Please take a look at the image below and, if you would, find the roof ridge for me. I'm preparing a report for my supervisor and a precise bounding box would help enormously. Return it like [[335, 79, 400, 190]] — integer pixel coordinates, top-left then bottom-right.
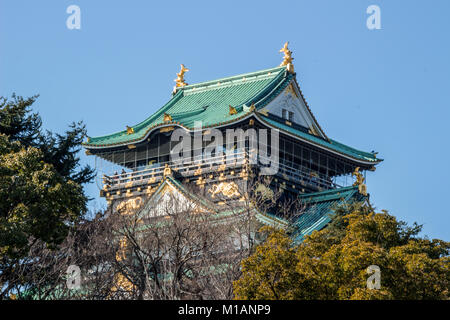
[[87, 90, 184, 143], [164, 176, 217, 211], [249, 72, 292, 109], [298, 185, 358, 199], [329, 139, 381, 160], [130, 90, 184, 133], [258, 115, 380, 163], [86, 67, 288, 146], [180, 66, 286, 92]]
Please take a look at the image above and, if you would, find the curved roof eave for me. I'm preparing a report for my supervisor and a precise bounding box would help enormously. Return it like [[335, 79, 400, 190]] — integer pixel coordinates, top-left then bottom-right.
[[82, 111, 255, 150], [84, 110, 381, 166], [253, 113, 381, 166], [83, 67, 290, 149]]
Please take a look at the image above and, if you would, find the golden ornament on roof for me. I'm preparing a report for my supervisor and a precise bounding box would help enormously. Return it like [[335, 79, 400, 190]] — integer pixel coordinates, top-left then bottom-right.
[[279, 42, 294, 73], [163, 163, 172, 177], [352, 167, 367, 196], [163, 113, 173, 122], [126, 126, 134, 135], [352, 167, 365, 185], [208, 182, 240, 199], [174, 64, 189, 88]]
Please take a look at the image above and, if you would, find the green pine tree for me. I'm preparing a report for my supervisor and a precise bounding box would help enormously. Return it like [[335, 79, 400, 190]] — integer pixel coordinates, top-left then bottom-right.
[[0, 94, 95, 298]]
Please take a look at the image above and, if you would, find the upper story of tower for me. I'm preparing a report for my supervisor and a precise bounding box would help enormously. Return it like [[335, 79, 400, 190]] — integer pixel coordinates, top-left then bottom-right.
[[83, 43, 382, 198]]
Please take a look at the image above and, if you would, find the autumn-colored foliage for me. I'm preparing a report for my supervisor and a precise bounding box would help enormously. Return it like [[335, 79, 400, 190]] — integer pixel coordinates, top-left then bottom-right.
[[233, 203, 450, 300]]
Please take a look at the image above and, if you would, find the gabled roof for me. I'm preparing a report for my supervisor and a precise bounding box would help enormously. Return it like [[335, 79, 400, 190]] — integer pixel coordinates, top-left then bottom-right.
[[83, 64, 381, 165], [253, 186, 364, 243], [123, 175, 364, 243], [257, 114, 380, 163], [139, 175, 291, 227], [84, 66, 292, 148], [293, 185, 363, 242], [142, 175, 218, 214]]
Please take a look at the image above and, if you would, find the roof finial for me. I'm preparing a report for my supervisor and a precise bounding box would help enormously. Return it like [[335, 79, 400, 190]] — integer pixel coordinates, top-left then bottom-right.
[[279, 42, 294, 73], [173, 64, 189, 93], [163, 113, 172, 122], [126, 126, 134, 135]]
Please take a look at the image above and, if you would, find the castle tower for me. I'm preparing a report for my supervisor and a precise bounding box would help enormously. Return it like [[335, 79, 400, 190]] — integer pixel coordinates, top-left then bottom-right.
[[83, 45, 381, 238]]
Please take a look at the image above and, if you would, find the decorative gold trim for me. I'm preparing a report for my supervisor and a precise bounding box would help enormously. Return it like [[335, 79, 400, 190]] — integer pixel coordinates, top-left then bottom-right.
[[174, 64, 189, 88], [258, 109, 268, 116], [285, 83, 299, 98], [279, 42, 294, 73], [160, 126, 174, 133], [163, 164, 172, 177], [126, 126, 134, 135], [196, 177, 205, 186], [146, 186, 154, 195], [163, 113, 173, 122], [352, 167, 367, 196], [229, 105, 237, 115], [125, 181, 133, 188], [208, 181, 240, 198], [127, 144, 136, 149]]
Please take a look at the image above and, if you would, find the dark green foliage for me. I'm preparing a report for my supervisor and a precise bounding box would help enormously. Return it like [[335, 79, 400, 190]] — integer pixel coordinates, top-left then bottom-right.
[[0, 94, 95, 298], [0, 94, 94, 185]]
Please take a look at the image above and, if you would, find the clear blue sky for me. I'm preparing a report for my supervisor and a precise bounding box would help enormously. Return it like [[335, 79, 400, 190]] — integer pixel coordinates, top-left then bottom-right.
[[1, 0, 449, 240]]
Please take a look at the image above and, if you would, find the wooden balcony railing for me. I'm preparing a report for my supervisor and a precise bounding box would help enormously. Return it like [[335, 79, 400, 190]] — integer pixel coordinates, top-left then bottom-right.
[[102, 151, 345, 192]]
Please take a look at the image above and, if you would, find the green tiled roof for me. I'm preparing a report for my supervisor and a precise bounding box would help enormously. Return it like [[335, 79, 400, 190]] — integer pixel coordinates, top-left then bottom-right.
[[258, 115, 380, 163], [293, 186, 363, 242], [85, 66, 291, 147], [84, 64, 380, 164]]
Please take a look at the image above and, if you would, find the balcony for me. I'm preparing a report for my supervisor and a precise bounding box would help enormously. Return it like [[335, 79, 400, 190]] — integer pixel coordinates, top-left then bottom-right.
[[101, 150, 350, 198]]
